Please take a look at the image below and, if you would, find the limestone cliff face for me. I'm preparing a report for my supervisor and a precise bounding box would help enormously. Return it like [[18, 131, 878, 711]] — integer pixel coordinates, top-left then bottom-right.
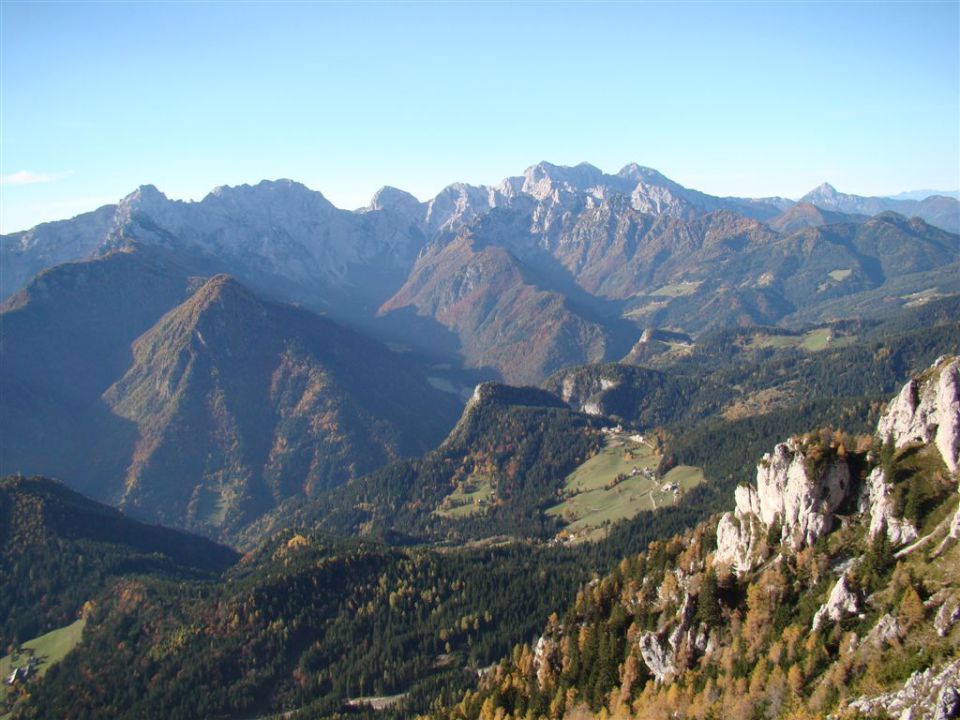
[[716, 438, 852, 573], [877, 356, 960, 473], [754, 439, 852, 547], [859, 467, 919, 546], [877, 356, 960, 539], [557, 371, 620, 416], [714, 487, 768, 575]]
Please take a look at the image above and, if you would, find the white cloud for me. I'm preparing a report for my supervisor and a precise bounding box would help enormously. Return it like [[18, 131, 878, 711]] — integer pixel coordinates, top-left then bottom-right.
[[0, 170, 73, 186]]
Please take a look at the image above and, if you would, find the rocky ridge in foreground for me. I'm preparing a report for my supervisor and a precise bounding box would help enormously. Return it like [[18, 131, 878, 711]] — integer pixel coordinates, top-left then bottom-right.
[[431, 356, 960, 719]]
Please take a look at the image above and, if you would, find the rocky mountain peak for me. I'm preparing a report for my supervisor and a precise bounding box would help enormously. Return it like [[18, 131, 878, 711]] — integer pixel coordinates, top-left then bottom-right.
[[520, 161, 606, 200], [368, 186, 422, 216], [187, 273, 255, 309], [119, 184, 170, 213], [205, 178, 335, 214], [617, 163, 672, 186], [804, 182, 839, 199]]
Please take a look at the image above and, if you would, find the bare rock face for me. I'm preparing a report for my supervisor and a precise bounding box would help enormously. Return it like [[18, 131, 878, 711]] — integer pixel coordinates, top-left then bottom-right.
[[877, 356, 960, 540], [755, 439, 852, 548], [935, 597, 960, 638], [715, 438, 852, 573], [851, 659, 960, 720], [935, 686, 960, 720], [715, 491, 767, 575], [812, 573, 860, 631], [877, 357, 960, 473], [638, 631, 678, 684], [533, 634, 560, 690], [866, 613, 903, 648], [557, 371, 620, 416], [859, 467, 919, 546], [637, 592, 699, 684]]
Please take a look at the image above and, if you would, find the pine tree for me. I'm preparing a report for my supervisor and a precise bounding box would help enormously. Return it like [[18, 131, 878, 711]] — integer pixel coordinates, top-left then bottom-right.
[[697, 568, 722, 627]]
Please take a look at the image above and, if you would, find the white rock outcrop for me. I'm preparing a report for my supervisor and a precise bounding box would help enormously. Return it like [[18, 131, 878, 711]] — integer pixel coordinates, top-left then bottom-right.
[[637, 592, 700, 683], [877, 357, 960, 540], [866, 613, 903, 648], [557, 371, 620, 416], [851, 659, 960, 720], [754, 439, 852, 548], [715, 496, 766, 575], [638, 631, 678, 684], [811, 573, 860, 631], [859, 467, 918, 546], [877, 357, 960, 473], [935, 597, 960, 638], [715, 438, 852, 573], [533, 634, 559, 689]]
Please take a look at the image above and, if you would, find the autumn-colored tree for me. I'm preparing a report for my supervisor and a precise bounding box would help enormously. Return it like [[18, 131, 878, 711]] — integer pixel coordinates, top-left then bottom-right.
[[898, 585, 925, 628]]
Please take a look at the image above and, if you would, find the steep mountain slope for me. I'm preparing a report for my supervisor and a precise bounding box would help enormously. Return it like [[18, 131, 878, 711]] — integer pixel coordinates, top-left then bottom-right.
[[619, 213, 959, 334], [0, 247, 199, 498], [430, 357, 960, 720], [0, 475, 238, 649], [378, 225, 628, 385], [0, 255, 461, 538], [100, 274, 461, 536]]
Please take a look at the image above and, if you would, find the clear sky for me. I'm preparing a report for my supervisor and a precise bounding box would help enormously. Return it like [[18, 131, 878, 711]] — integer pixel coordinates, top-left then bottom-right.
[[2, 1, 958, 233]]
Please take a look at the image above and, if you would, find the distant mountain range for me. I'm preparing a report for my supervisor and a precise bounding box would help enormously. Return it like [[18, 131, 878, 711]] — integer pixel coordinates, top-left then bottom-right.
[[4, 163, 955, 384], [800, 182, 959, 230], [1, 163, 958, 539], [886, 188, 960, 201]]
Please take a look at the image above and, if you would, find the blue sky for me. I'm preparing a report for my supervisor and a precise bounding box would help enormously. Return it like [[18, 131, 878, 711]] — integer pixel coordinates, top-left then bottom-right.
[[2, 1, 958, 233]]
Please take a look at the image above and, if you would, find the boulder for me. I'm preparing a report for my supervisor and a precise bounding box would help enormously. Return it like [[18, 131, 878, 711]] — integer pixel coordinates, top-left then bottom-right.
[[812, 573, 860, 631]]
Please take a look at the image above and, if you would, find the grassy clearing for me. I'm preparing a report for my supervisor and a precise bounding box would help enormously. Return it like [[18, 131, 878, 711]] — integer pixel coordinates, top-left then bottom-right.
[[623, 300, 669, 319], [547, 435, 704, 541], [647, 281, 703, 298], [345, 694, 407, 710], [560, 441, 659, 494], [435, 475, 494, 518], [1, 618, 86, 710], [742, 328, 852, 354], [662, 465, 706, 489], [801, 328, 832, 351], [747, 334, 798, 350], [828, 268, 852, 281]]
